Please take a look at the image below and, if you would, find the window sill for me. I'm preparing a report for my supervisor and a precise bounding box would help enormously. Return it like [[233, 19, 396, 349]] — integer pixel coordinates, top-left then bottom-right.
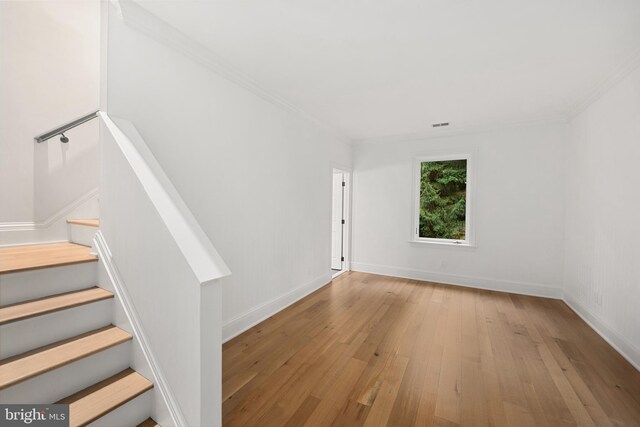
[[409, 239, 477, 248]]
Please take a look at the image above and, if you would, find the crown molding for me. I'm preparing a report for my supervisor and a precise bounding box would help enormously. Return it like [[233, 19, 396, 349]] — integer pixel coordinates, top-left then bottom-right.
[[352, 42, 640, 144], [115, 1, 640, 146], [115, 0, 351, 145], [568, 45, 640, 119], [352, 113, 569, 145]]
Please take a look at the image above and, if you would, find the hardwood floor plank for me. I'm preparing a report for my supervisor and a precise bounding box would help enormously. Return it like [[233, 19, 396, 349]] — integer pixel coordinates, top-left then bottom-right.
[[362, 354, 409, 427], [537, 332, 614, 427], [330, 398, 370, 427], [303, 357, 367, 427], [432, 287, 463, 426], [225, 285, 373, 427], [475, 291, 509, 427], [222, 272, 640, 427], [283, 395, 321, 427], [222, 369, 258, 402], [250, 333, 368, 427], [459, 289, 490, 427], [385, 286, 436, 426]]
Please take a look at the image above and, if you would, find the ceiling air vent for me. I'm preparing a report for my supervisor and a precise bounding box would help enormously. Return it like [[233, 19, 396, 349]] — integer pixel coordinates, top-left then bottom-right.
[[432, 122, 450, 128]]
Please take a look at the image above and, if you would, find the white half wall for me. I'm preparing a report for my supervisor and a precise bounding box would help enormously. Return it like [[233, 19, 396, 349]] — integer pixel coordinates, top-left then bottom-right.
[[106, 2, 351, 339], [99, 113, 230, 426], [564, 64, 640, 369], [0, 1, 100, 227], [351, 124, 567, 298]]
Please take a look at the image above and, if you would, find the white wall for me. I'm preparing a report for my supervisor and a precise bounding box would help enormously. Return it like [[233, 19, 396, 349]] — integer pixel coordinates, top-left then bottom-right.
[[351, 124, 567, 297], [0, 1, 100, 240], [106, 3, 351, 340], [563, 65, 640, 369]]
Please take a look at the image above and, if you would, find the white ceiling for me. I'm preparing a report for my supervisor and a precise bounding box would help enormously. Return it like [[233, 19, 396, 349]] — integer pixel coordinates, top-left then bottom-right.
[[136, 0, 640, 142]]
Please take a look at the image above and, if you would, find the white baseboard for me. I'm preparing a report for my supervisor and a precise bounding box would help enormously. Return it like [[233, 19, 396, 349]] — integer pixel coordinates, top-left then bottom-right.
[[351, 262, 562, 299], [0, 188, 98, 247], [563, 294, 640, 372], [222, 273, 332, 343], [332, 269, 348, 279]]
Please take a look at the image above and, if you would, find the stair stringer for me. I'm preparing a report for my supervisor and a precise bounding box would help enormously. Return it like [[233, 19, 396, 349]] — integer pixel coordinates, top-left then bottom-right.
[[94, 231, 181, 427]]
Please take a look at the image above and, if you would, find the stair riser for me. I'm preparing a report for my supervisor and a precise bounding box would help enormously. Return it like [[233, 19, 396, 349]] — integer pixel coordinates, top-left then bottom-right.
[[0, 342, 131, 404], [0, 299, 113, 359], [86, 390, 153, 427], [68, 224, 98, 248], [0, 263, 97, 305]]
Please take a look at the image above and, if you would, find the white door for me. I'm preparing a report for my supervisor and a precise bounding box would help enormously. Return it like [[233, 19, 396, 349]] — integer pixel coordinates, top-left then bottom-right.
[[331, 171, 344, 270]]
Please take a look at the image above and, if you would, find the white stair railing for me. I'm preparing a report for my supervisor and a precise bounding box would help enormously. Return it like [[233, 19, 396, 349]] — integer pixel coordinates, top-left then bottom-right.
[[98, 112, 230, 427]]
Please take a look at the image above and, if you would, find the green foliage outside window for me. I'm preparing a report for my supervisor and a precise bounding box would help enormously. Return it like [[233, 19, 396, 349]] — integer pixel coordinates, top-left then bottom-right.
[[419, 159, 467, 240]]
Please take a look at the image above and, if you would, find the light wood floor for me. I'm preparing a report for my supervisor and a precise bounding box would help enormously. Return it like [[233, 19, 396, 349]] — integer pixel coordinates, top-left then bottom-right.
[[222, 272, 640, 427]]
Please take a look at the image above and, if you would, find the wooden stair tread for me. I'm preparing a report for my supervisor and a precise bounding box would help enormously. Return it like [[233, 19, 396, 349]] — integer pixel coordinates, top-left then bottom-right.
[[58, 368, 153, 427], [0, 287, 113, 325], [0, 326, 131, 389], [137, 417, 161, 427], [67, 219, 100, 228], [0, 243, 97, 274]]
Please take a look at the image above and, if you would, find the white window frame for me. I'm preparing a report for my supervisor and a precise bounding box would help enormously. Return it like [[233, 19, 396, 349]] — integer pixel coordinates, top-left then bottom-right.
[[412, 152, 476, 247]]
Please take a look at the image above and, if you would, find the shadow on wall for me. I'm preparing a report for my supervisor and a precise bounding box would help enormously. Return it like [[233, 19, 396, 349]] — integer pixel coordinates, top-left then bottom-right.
[[0, 0, 100, 224], [34, 119, 99, 222]]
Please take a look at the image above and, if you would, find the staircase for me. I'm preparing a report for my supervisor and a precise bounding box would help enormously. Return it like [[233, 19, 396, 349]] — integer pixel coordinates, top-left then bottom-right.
[[67, 219, 100, 247], [0, 223, 161, 427]]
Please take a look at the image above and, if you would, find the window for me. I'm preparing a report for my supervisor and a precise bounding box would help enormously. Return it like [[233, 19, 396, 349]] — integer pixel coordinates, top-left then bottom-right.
[[413, 153, 474, 246]]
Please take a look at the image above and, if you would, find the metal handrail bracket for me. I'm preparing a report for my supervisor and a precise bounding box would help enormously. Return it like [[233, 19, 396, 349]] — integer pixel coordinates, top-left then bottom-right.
[[34, 110, 99, 143]]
